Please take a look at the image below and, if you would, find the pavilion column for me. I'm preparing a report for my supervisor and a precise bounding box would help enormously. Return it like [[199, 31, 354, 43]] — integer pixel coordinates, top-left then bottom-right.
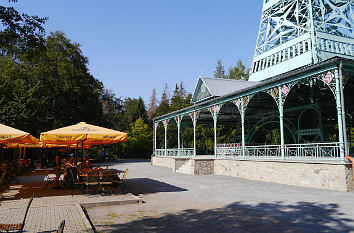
[[339, 62, 348, 156], [153, 122, 157, 156], [278, 86, 285, 160], [177, 117, 181, 156], [240, 100, 246, 158], [335, 69, 345, 162], [163, 120, 168, 157], [193, 117, 196, 158], [213, 110, 217, 158], [190, 112, 198, 158]]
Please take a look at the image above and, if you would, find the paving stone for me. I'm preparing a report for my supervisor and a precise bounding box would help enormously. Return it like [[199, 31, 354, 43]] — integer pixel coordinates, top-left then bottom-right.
[[0, 191, 137, 232]]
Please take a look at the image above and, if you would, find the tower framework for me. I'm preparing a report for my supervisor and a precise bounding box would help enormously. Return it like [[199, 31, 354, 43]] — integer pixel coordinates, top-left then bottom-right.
[[249, 0, 353, 82]]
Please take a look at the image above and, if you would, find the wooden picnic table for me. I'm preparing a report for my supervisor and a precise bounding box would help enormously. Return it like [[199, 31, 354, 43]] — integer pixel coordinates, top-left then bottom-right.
[[79, 169, 124, 179]]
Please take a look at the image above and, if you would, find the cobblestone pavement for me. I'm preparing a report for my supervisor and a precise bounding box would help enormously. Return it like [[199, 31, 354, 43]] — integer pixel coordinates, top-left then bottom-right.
[[87, 160, 354, 233], [0, 193, 138, 232]]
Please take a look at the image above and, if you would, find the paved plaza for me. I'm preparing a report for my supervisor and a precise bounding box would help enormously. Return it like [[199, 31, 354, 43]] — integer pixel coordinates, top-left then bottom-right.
[[1, 160, 354, 232], [88, 160, 354, 233], [0, 191, 138, 232]]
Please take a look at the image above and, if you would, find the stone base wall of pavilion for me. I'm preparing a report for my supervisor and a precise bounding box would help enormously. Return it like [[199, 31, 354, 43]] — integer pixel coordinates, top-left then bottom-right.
[[214, 160, 354, 192], [151, 157, 175, 170], [152, 156, 354, 192]]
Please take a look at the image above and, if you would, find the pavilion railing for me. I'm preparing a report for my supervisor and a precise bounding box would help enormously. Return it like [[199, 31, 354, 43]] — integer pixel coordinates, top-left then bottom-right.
[[155, 148, 194, 157], [179, 148, 194, 157], [245, 145, 280, 159], [216, 142, 342, 161], [284, 142, 341, 160], [157, 143, 342, 161], [216, 143, 242, 158], [155, 149, 165, 157]]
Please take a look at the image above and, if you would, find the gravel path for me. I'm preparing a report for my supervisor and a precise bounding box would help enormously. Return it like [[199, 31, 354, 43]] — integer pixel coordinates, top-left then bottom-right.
[[87, 160, 354, 233]]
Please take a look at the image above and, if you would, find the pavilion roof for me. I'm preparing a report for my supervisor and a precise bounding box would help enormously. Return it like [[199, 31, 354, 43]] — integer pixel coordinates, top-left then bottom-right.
[[154, 56, 354, 121], [191, 77, 258, 104]]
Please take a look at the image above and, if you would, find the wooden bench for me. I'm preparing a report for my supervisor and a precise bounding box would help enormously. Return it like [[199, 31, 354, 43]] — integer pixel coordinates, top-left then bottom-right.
[[0, 194, 34, 233], [116, 168, 128, 186]]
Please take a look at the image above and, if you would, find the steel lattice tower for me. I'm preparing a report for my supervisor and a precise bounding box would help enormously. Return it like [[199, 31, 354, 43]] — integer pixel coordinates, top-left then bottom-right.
[[249, 0, 354, 82]]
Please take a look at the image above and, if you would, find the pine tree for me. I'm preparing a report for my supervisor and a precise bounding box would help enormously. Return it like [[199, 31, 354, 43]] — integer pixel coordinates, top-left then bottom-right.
[[147, 88, 157, 121], [228, 60, 250, 80], [154, 83, 170, 117], [214, 59, 226, 79], [178, 81, 186, 98], [171, 84, 183, 112]]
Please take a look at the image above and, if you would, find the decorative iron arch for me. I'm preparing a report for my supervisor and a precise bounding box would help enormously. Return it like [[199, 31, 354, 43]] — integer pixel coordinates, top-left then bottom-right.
[[312, 69, 338, 100], [247, 120, 297, 144], [244, 91, 278, 115]]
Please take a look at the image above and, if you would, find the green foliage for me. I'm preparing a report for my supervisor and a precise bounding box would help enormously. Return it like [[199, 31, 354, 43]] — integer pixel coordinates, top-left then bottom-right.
[[167, 122, 178, 148], [170, 82, 189, 112], [100, 88, 124, 129], [33, 31, 104, 131], [216, 123, 241, 144], [154, 82, 192, 118], [0, 1, 48, 59], [214, 59, 250, 80], [123, 118, 152, 158], [0, 56, 45, 133], [147, 88, 157, 121], [214, 59, 226, 79], [154, 83, 170, 117], [0, 31, 105, 136], [196, 125, 214, 155], [121, 97, 148, 130], [228, 60, 250, 81], [156, 125, 165, 149]]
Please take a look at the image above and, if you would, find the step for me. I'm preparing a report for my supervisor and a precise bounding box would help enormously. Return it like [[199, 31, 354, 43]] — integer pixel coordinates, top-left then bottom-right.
[[176, 168, 192, 174]]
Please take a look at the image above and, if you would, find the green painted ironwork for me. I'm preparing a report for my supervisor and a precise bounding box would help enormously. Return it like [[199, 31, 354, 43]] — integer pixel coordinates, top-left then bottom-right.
[[250, 0, 354, 82], [152, 0, 352, 164]]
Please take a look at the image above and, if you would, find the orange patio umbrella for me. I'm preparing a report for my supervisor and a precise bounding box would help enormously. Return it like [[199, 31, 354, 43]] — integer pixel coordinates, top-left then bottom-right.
[[40, 122, 128, 165], [0, 124, 39, 145], [0, 124, 39, 161]]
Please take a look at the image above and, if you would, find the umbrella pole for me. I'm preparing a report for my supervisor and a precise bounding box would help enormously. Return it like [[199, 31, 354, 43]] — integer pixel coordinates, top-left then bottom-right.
[[75, 143, 78, 166], [81, 141, 84, 169], [19, 146, 21, 175], [1, 144, 3, 162]]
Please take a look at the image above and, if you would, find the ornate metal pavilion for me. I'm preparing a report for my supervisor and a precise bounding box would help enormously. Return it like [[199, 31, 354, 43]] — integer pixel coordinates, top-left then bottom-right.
[[153, 0, 354, 163]]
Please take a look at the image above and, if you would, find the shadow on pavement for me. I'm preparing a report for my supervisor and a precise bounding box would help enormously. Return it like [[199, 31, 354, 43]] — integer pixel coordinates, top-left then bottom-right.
[[93, 201, 354, 233], [94, 159, 150, 167], [122, 178, 187, 195]]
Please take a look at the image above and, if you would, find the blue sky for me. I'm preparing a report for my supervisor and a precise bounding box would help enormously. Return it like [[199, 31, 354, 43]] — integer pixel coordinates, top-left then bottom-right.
[[5, 1, 262, 104]]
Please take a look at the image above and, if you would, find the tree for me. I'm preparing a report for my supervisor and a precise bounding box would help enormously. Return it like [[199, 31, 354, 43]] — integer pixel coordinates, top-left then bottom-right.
[[0, 56, 45, 134], [170, 84, 183, 112], [121, 97, 148, 130], [214, 59, 226, 79], [33, 31, 104, 132], [178, 81, 186, 98], [0, 31, 105, 136], [100, 88, 124, 129], [123, 117, 152, 158], [183, 93, 193, 108], [147, 88, 157, 122], [0, 1, 48, 60], [228, 60, 250, 81], [170, 81, 192, 111], [154, 83, 170, 117]]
